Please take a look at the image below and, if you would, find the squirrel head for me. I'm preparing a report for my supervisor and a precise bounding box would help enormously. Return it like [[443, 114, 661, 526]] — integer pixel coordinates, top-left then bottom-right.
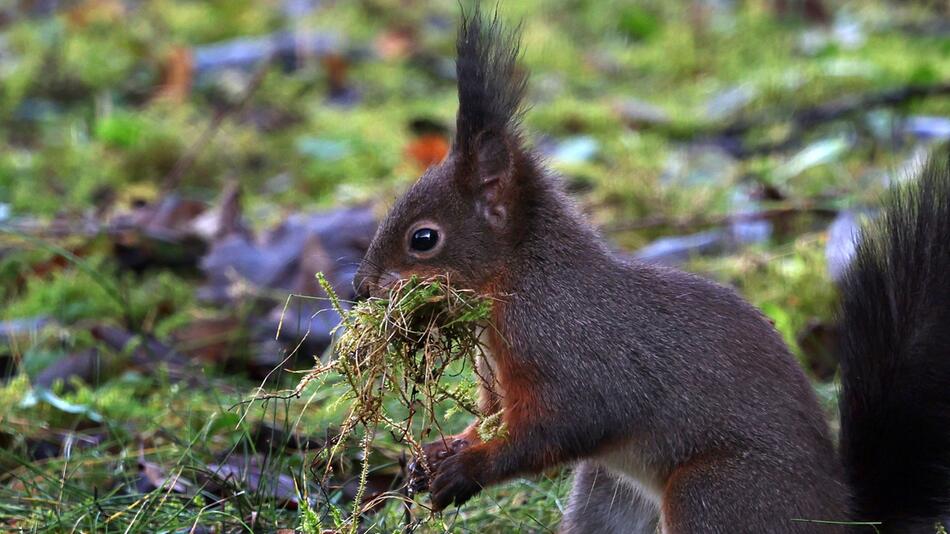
[[355, 7, 533, 298]]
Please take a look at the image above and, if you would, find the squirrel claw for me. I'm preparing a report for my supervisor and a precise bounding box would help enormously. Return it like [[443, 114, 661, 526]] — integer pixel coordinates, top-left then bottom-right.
[[407, 438, 471, 495], [429, 453, 482, 511]]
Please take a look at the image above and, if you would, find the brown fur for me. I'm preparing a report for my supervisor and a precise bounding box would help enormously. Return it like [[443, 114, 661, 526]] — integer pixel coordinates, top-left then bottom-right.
[[355, 6, 950, 533]]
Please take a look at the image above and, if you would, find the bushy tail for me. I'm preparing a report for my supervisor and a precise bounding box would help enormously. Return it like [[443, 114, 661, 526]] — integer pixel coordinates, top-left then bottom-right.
[[838, 148, 950, 531]]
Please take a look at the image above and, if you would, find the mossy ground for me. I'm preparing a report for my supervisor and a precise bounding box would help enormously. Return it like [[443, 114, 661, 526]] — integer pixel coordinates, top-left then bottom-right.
[[1, 0, 948, 531]]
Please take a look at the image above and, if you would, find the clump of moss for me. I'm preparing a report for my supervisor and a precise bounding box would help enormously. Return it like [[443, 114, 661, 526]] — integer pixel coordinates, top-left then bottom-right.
[[298, 274, 494, 525]]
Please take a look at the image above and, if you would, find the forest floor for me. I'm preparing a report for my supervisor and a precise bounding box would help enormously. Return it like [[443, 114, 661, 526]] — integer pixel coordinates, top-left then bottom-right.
[[1, 1, 949, 532]]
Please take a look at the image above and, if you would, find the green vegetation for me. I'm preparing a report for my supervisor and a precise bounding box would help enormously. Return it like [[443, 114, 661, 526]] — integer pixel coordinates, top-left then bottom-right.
[[1, 0, 948, 531], [301, 274, 492, 531]]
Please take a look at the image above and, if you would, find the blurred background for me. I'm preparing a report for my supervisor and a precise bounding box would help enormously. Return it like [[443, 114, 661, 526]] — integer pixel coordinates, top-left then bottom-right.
[[1, 0, 948, 531]]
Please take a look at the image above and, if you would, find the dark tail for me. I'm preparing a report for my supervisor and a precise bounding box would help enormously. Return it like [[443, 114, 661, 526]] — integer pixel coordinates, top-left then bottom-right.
[[838, 148, 950, 531]]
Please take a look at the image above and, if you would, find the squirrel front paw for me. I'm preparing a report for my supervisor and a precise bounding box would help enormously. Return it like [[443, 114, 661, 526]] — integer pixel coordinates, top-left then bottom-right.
[[407, 438, 470, 495], [428, 451, 483, 511]]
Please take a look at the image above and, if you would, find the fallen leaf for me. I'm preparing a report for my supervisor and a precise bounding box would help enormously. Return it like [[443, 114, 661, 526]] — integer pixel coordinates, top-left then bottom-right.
[[771, 136, 851, 185], [193, 32, 340, 76], [138, 448, 193, 494], [323, 53, 359, 106], [825, 210, 861, 282], [0, 316, 53, 344], [109, 194, 210, 271], [405, 134, 449, 169], [199, 205, 376, 359], [615, 98, 670, 129], [154, 46, 194, 103], [206, 456, 299, 508], [171, 316, 246, 365], [549, 136, 599, 166], [905, 116, 950, 141], [634, 230, 729, 266], [32, 349, 106, 390]]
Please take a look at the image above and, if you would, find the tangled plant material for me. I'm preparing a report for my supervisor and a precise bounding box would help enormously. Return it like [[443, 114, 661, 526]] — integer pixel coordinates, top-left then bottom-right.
[[301, 273, 501, 525]]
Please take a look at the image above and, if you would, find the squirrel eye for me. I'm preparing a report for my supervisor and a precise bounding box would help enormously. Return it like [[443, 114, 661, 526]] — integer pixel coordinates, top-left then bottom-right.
[[410, 228, 439, 252]]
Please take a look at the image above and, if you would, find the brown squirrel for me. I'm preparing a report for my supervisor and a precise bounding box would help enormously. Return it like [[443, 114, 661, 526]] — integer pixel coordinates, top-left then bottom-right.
[[353, 7, 950, 533]]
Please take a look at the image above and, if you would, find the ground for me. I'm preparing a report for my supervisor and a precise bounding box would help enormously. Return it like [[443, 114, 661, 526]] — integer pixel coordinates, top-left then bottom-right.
[[1, 0, 948, 532]]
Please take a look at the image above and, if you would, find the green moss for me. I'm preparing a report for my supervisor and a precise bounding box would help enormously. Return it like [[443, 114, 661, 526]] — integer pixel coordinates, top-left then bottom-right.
[[62, 28, 141, 90], [0, 22, 50, 113], [147, 0, 280, 44], [3, 258, 193, 331], [2, 1, 948, 530]]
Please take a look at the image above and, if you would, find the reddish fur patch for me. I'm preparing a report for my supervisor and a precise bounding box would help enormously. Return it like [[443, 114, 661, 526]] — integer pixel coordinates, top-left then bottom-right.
[[428, 269, 551, 481], [481, 294, 557, 478], [457, 425, 481, 444], [486, 303, 541, 426]]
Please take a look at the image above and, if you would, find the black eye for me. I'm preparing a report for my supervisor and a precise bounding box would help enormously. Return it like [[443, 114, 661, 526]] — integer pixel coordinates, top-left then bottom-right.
[[410, 228, 439, 252]]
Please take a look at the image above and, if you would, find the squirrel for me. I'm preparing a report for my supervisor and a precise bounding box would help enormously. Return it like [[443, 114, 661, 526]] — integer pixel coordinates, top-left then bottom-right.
[[353, 6, 950, 533]]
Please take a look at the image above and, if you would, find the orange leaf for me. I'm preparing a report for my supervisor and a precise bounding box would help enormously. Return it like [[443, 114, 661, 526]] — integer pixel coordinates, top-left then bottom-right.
[[154, 46, 194, 103], [405, 134, 450, 169]]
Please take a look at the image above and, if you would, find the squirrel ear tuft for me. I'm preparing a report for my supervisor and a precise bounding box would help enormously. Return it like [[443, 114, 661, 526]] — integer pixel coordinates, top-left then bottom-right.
[[452, 5, 527, 231], [453, 5, 526, 160]]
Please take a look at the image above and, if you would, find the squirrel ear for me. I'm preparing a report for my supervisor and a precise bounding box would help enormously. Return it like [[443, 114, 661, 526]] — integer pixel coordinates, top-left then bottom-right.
[[452, 7, 527, 231], [472, 130, 517, 231]]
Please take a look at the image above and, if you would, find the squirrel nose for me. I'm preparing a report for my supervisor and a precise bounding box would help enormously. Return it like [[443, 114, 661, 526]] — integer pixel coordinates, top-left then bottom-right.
[[353, 270, 401, 300], [352, 271, 373, 301], [374, 271, 400, 296]]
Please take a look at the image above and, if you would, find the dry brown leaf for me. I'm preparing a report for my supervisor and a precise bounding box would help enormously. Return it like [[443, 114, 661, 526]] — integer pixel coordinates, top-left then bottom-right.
[[155, 46, 194, 103]]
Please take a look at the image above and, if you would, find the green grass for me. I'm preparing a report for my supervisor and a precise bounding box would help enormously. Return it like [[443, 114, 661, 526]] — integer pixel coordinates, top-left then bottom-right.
[[1, 0, 948, 531]]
